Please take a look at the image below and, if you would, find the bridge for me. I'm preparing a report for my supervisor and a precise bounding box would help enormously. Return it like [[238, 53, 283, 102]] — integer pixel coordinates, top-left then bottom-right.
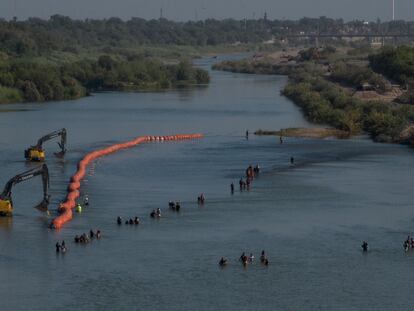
[[284, 33, 414, 38], [281, 33, 414, 47]]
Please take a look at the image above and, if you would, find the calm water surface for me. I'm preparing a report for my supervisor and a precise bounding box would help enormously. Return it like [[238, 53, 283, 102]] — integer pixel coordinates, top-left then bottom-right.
[[0, 56, 413, 310]]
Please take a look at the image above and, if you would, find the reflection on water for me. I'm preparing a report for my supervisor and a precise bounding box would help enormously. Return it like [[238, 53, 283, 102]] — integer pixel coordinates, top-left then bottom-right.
[[0, 56, 413, 311], [0, 108, 33, 113], [0, 217, 12, 230], [175, 84, 209, 102]]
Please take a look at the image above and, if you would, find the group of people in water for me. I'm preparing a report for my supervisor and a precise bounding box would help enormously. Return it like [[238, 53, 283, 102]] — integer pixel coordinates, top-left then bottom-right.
[[118, 201, 184, 225], [361, 237, 414, 253], [150, 208, 162, 218], [55, 240, 67, 253], [169, 201, 181, 212], [233, 164, 260, 193], [115, 201, 185, 227], [403, 236, 414, 252], [361, 241, 369, 252], [197, 194, 205, 205], [74, 229, 101, 244], [54, 131, 295, 259], [219, 250, 269, 267], [55, 195, 94, 251], [117, 216, 140, 225], [74, 195, 89, 213]]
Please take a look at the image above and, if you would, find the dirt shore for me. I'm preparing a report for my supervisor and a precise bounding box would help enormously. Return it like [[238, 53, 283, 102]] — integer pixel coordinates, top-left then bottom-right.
[[255, 127, 350, 139]]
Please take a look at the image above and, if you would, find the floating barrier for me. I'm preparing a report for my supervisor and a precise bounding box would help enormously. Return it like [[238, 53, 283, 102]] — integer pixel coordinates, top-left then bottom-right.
[[51, 134, 203, 229]]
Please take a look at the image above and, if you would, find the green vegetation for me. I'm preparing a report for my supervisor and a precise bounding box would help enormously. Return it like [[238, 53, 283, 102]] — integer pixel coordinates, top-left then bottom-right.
[[0, 56, 209, 103], [369, 46, 414, 106], [212, 60, 291, 75], [2, 16, 413, 57], [0, 86, 23, 103], [1, 15, 413, 105], [330, 61, 392, 92], [211, 47, 339, 75], [369, 46, 414, 85], [282, 65, 413, 142], [0, 17, 274, 57], [0, 16, 221, 104]]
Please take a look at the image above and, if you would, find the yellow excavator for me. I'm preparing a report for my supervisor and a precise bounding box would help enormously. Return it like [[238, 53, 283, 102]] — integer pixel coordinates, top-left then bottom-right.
[[25, 128, 67, 162], [0, 164, 50, 216]]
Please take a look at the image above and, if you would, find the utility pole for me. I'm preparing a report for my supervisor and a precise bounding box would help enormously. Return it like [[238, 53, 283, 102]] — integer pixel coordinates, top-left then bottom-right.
[[392, 0, 395, 21], [316, 20, 320, 49], [13, 0, 17, 21]]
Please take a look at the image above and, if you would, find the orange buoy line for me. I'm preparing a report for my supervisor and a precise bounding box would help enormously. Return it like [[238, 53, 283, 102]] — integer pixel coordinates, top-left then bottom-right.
[[51, 134, 203, 229]]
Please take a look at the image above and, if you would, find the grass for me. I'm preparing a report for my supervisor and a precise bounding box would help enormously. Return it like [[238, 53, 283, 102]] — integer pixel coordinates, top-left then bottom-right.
[[0, 87, 23, 104], [20, 43, 276, 67]]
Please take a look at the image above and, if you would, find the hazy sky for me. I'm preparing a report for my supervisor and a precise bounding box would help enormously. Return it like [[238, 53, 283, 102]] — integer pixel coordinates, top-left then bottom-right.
[[0, 0, 413, 21]]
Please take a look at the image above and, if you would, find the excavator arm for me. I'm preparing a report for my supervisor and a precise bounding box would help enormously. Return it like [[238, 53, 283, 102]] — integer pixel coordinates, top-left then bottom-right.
[[0, 164, 50, 216], [25, 128, 67, 161]]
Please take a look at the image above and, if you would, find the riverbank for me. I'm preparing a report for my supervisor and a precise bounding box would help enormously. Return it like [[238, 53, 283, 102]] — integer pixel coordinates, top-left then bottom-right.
[[212, 59, 292, 75], [255, 127, 350, 139], [212, 47, 300, 75], [213, 46, 414, 146]]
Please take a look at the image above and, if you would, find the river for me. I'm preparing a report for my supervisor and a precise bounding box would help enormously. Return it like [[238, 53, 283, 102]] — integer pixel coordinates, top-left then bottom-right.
[[0, 55, 413, 310]]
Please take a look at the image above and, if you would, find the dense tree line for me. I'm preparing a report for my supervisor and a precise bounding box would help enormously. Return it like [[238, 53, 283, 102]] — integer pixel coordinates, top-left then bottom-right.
[[0, 56, 209, 103], [1, 16, 414, 57], [0, 16, 271, 56], [330, 61, 391, 92], [283, 65, 414, 142], [369, 46, 414, 105], [369, 46, 414, 85]]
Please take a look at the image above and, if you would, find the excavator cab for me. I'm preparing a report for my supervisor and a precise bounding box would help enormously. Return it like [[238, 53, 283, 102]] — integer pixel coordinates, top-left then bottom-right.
[[25, 148, 45, 162], [25, 128, 67, 162], [0, 164, 50, 216], [0, 199, 12, 216]]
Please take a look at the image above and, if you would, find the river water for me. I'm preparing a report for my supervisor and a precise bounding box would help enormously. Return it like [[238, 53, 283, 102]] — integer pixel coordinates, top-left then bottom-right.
[[0, 56, 413, 310]]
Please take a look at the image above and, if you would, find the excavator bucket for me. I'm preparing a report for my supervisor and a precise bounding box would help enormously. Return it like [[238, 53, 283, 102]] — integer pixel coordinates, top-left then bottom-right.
[[54, 142, 65, 158], [54, 151, 65, 158], [34, 196, 50, 213]]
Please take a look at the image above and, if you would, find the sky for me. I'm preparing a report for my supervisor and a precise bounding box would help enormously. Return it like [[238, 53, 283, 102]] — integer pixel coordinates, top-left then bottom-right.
[[0, 0, 413, 22]]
